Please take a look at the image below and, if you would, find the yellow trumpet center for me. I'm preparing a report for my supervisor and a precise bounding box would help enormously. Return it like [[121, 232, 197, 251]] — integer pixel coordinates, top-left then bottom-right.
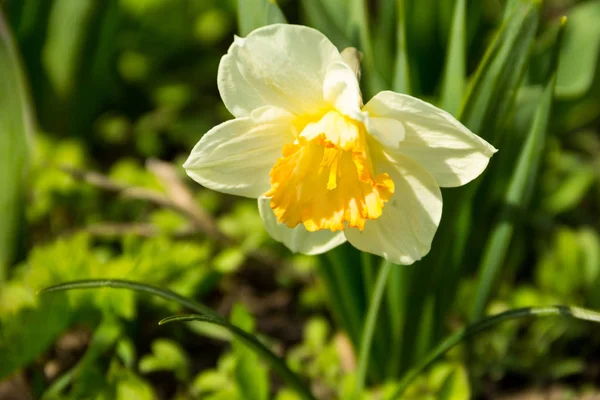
[[265, 111, 394, 232]]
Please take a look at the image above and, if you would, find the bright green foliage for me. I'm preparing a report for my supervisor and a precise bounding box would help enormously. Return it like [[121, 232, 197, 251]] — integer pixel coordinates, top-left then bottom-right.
[[556, 0, 600, 98], [1, 0, 600, 398], [237, 0, 287, 36], [0, 8, 32, 282], [139, 339, 190, 381]]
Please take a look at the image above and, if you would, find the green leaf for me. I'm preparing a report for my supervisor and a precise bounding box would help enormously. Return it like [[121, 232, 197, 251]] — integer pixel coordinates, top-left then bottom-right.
[[160, 313, 315, 400], [470, 17, 564, 321], [42, 318, 123, 398], [440, 0, 466, 115], [556, 0, 600, 98], [231, 304, 269, 400], [115, 370, 156, 400], [139, 339, 189, 381], [438, 365, 470, 400], [460, 0, 540, 138], [236, 0, 287, 36], [42, 0, 97, 98], [354, 261, 392, 396], [0, 8, 33, 281], [300, 0, 352, 49], [0, 293, 70, 380], [40, 279, 316, 400], [392, 0, 411, 94], [391, 305, 600, 399], [347, 0, 385, 96]]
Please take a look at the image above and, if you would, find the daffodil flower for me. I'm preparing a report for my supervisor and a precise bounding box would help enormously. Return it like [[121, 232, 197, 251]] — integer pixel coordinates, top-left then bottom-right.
[[184, 24, 496, 265]]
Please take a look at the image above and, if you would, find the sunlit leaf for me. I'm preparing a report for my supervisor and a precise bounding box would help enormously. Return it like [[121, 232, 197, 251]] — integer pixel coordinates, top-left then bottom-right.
[[237, 0, 287, 36], [440, 0, 466, 115], [0, 8, 33, 281], [556, 0, 600, 98]]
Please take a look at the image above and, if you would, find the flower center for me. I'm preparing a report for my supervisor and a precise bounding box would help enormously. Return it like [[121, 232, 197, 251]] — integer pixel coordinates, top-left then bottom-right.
[[264, 111, 394, 232]]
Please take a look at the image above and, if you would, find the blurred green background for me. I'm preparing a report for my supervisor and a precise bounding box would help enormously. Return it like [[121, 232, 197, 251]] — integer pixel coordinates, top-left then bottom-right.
[[0, 0, 599, 398]]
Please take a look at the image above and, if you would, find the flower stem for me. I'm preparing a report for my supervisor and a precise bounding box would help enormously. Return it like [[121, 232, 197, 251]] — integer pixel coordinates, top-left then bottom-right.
[[354, 260, 393, 396]]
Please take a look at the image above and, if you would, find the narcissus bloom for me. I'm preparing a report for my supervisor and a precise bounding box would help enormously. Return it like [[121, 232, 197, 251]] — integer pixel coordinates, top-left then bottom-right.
[[184, 24, 496, 265]]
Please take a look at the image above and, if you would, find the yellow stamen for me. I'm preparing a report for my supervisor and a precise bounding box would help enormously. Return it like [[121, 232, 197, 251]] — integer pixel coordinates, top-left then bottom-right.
[[264, 111, 394, 232]]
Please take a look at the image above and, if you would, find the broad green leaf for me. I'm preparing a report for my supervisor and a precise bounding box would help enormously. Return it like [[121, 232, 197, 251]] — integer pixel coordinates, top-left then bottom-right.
[[139, 339, 189, 381], [556, 0, 600, 98], [542, 167, 595, 214], [115, 371, 156, 400], [0, 9, 32, 281], [391, 305, 600, 399], [0, 293, 70, 380], [237, 0, 287, 36], [440, 0, 466, 115], [231, 304, 269, 400]]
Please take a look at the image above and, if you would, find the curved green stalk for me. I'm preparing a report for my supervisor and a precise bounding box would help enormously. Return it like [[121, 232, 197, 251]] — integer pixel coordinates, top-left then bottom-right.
[[39, 279, 316, 400], [354, 260, 393, 396], [39, 279, 222, 320], [160, 314, 316, 400], [390, 305, 600, 399]]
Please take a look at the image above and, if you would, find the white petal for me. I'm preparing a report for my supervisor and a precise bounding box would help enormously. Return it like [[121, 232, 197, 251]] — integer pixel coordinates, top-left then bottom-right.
[[363, 91, 497, 187], [364, 116, 406, 148], [183, 107, 295, 198], [322, 61, 364, 119], [258, 196, 346, 255], [218, 24, 343, 117], [344, 151, 442, 265]]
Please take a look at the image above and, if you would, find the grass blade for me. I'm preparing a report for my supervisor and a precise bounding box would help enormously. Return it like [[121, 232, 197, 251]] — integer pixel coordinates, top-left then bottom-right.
[[354, 260, 392, 396], [39, 279, 315, 400], [39, 279, 223, 321], [237, 0, 287, 36], [392, 0, 411, 94], [391, 305, 600, 399], [300, 0, 352, 49], [459, 0, 540, 137], [470, 18, 566, 321], [0, 8, 33, 282], [160, 314, 315, 400], [348, 0, 384, 96], [440, 0, 466, 115]]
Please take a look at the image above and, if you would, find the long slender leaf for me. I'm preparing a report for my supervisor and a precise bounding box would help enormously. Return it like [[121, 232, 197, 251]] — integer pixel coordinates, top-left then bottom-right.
[[300, 0, 352, 49], [39, 279, 316, 400], [237, 0, 287, 36], [440, 0, 466, 115], [347, 0, 384, 96], [391, 305, 600, 398], [460, 0, 540, 137], [470, 18, 566, 321], [159, 314, 315, 400], [0, 8, 33, 282], [392, 0, 411, 94], [39, 279, 222, 320], [41, 318, 122, 398], [354, 261, 392, 396], [401, 0, 541, 374]]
